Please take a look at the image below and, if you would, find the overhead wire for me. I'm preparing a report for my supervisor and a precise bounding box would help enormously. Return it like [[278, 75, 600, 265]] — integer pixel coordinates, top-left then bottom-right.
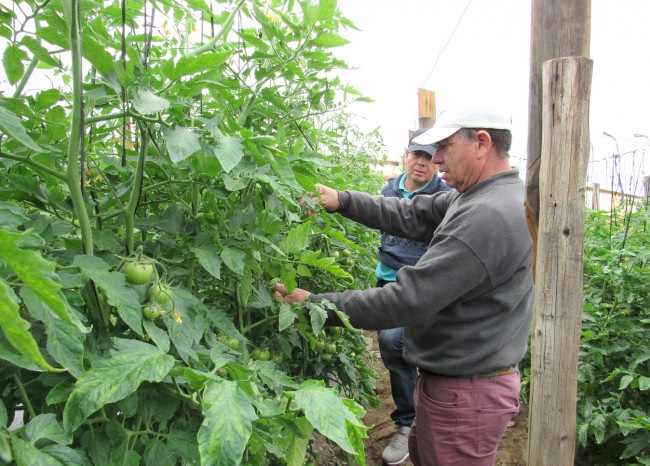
[[420, 0, 474, 88]]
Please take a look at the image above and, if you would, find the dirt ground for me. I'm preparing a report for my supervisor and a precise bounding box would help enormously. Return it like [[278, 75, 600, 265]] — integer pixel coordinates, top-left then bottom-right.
[[312, 331, 528, 465]]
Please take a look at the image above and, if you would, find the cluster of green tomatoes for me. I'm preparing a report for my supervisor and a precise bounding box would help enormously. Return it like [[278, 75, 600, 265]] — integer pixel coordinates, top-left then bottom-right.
[[120, 254, 174, 321]]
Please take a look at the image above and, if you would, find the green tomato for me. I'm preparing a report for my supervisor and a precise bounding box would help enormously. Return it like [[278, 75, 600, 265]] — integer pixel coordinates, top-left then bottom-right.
[[329, 251, 340, 259], [314, 339, 326, 351], [142, 303, 161, 320], [328, 326, 342, 338], [273, 354, 283, 364], [123, 261, 154, 285], [325, 343, 337, 354], [340, 249, 351, 258], [252, 349, 271, 361], [148, 283, 173, 304], [225, 336, 240, 351], [321, 353, 333, 362]]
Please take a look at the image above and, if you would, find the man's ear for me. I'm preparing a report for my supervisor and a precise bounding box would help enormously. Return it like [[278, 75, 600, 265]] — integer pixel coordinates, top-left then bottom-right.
[[475, 130, 492, 157]]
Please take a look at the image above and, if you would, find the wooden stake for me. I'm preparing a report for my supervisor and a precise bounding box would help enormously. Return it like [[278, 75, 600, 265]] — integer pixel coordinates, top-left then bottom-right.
[[527, 56, 593, 466]]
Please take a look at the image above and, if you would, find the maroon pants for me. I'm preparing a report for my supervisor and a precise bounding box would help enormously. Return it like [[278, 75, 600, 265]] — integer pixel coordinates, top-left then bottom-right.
[[408, 371, 520, 466]]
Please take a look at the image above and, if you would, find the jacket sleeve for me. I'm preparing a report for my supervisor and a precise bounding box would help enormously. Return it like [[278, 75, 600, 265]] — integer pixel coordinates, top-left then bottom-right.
[[337, 189, 453, 243]]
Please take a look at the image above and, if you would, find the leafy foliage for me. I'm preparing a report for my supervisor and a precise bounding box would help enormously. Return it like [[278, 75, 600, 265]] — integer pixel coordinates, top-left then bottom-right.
[[576, 205, 650, 465], [0, 0, 388, 464]]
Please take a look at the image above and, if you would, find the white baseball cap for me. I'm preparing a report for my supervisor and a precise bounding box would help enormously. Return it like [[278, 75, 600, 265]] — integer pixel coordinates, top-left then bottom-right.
[[412, 107, 512, 146]]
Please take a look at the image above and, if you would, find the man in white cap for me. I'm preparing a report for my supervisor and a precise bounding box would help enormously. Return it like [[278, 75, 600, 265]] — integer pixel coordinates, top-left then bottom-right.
[[375, 128, 452, 465], [276, 106, 533, 465]]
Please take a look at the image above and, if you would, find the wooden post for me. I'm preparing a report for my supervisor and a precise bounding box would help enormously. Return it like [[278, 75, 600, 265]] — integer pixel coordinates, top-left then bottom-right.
[[417, 88, 435, 129], [592, 182, 600, 210], [525, 0, 591, 275], [528, 56, 593, 465]]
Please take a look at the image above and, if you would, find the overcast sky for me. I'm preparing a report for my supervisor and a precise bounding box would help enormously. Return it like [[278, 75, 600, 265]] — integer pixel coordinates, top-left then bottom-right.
[[336, 1, 650, 192]]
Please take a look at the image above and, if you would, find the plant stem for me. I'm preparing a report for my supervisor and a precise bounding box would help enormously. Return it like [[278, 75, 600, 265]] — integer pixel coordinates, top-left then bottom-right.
[[12, 57, 39, 98], [62, 0, 94, 255], [184, 0, 246, 58], [13, 375, 36, 420], [0, 151, 67, 181], [124, 123, 149, 254]]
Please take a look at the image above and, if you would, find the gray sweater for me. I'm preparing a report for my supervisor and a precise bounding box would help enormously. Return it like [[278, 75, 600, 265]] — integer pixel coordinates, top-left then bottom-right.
[[311, 169, 534, 376]]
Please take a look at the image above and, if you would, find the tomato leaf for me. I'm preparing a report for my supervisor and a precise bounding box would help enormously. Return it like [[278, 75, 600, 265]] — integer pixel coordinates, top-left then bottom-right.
[[74, 255, 143, 336], [278, 303, 297, 332], [191, 246, 222, 279], [21, 288, 86, 377], [63, 339, 175, 432], [0, 106, 46, 153], [25, 413, 71, 446], [293, 380, 356, 454], [0, 229, 73, 325], [278, 222, 310, 256], [0, 280, 59, 371], [221, 246, 245, 275], [164, 127, 201, 163], [198, 380, 258, 465], [312, 32, 349, 48], [132, 88, 170, 115], [2, 44, 27, 84]]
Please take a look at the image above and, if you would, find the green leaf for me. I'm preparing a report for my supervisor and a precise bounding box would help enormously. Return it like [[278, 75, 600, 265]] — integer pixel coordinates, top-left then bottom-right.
[[294, 380, 356, 454], [0, 105, 46, 153], [132, 88, 170, 115], [0, 430, 11, 463], [192, 246, 222, 279], [21, 288, 86, 378], [143, 318, 170, 353], [198, 380, 258, 466], [164, 127, 201, 163], [11, 437, 65, 466], [164, 52, 232, 81], [25, 413, 71, 446], [312, 32, 349, 48], [0, 202, 29, 228], [306, 301, 327, 335], [213, 136, 244, 174], [20, 36, 61, 68], [3, 44, 27, 84], [300, 249, 352, 280], [278, 222, 310, 255], [80, 35, 114, 76], [63, 339, 175, 432], [0, 400, 6, 427], [592, 413, 606, 444], [619, 374, 634, 390], [639, 376, 650, 391], [221, 246, 245, 275], [278, 303, 297, 332], [73, 255, 143, 336], [318, 0, 338, 20], [0, 280, 59, 371]]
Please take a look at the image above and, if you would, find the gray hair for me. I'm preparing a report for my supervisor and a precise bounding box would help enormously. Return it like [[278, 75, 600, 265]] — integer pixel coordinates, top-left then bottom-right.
[[459, 128, 512, 156]]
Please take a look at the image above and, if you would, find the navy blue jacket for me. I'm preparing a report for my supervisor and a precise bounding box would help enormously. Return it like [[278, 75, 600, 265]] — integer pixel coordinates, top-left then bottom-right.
[[378, 173, 452, 271]]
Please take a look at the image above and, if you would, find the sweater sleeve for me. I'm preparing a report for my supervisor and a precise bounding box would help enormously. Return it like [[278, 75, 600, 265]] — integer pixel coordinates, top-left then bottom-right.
[[312, 232, 491, 330], [337, 189, 454, 243]]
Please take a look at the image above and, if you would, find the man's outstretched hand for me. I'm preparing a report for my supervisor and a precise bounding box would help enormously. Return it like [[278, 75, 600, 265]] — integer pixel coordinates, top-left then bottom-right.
[[313, 184, 340, 212], [274, 282, 311, 306]]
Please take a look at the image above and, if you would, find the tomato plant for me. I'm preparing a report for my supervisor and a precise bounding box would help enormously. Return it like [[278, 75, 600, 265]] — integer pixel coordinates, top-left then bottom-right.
[[0, 0, 386, 464]]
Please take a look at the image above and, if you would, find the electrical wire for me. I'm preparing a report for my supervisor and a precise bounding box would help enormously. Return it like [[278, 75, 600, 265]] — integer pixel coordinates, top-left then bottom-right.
[[420, 0, 473, 88]]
